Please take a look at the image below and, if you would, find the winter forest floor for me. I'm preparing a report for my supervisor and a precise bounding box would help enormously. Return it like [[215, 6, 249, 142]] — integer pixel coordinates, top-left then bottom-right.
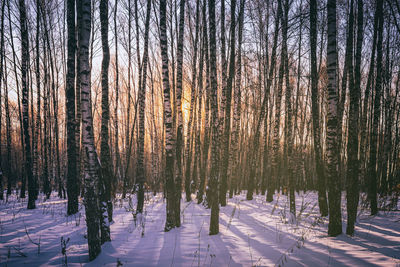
[[0, 191, 399, 266]]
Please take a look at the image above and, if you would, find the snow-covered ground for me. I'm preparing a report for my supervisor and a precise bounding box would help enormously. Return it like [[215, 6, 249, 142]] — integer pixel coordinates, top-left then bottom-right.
[[0, 191, 399, 266]]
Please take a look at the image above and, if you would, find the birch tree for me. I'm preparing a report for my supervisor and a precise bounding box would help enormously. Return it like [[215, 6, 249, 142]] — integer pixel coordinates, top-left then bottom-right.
[[326, 0, 342, 237], [137, 0, 152, 213], [19, 0, 35, 209], [310, 0, 328, 217], [346, 0, 363, 236], [66, 0, 78, 215], [78, 0, 101, 259], [368, 0, 384, 216], [174, 0, 186, 226], [160, 0, 177, 231], [208, 0, 220, 235], [185, 0, 200, 202], [219, 0, 236, 207], [99, 0, 111, 243]]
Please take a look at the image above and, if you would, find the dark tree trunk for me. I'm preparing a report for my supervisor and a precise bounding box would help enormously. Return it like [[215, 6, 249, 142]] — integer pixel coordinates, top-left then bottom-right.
[[122, 0, 132, 199], [326, 0, 342, 237], [32, 0, 40, 201], [282, 0, 295, 215], [66, 0, 78, 215], [219, 0, 236, 207], [99, 0, 111, 244], [368, 0, 384, 216], [0, 0, 5, 201], [136, 0, 152, 214], [230, 0, 245, 199], [3, 40, 12, 199], [113, 0, 120, 200], [8, 0, 25, 198], [208, 0, 220, 235], [19, 0, 35, 209], [310, 0, 328, 217], [197, 0, 210, 205], [346, 0, 361, 236], [272, 0, 284, 203]]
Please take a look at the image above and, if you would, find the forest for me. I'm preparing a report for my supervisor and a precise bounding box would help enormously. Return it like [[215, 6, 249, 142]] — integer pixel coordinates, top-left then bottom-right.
[[0, 0, 399, 265]]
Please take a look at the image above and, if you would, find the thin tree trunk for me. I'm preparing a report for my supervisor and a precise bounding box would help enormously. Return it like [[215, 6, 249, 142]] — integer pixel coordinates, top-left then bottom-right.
[[99, 0, 111, 244], [19, 0, 35, 209], [282, 0, 295, 215], [173, 0, 186, 227], [9, 0, 26, 199], [123, 0, 133, 199], [0, 0, 5, 200], [368, 0, 384, 216], [265, 43, 278, 200], [197, 0, 210, 204], [3, 45, 12, 198], [185, 0, 200, 202], [42, 39, 50, 199], [219, 0, 236, 207], [76, 0, 83, 198], [360, 0, 379, 184], [272, 0, 284, 203], [136, 0, 152, 214], [113, 0, 120, 199], [220, 0, 227, 123]]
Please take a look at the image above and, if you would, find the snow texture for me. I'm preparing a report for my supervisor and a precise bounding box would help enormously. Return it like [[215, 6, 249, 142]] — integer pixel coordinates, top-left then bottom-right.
[[0, 191, 399, 266]]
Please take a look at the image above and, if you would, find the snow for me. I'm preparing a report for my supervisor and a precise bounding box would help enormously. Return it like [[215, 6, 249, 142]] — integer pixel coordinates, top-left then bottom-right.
[[0, 191, 399, 266]]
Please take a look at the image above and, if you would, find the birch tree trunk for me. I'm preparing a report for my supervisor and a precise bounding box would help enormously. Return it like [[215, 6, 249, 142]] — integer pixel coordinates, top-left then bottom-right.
[[230, 0, 245, 199], [3, 39, 12, 199], [272, 0, 284, 202], [282, 0, 295, 215], [160, 0, 177, 231], [136, 0, 152, 214], [326, 0, 342, 237], [19, 0, 35, 209], [174, 0, 186, 227], [310, 0, 328, 217], [113, 0, 120, 198], [360, 0, 378, 186], [8, 0, 26, 199], [265, 0, 281, 203], [368, 0, 384, 216], [219, 0, 236, 207], [66, 0, 78, 215], [99, 0, 111, 244], [123, 0, 133, 198], [78, 0, 101, 259], [76, 0, 83, 198], [197, 0, 211, 204], [185, 0, 200, 202], [346, 0, 361, 236], [208, 0, 220, 235]]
